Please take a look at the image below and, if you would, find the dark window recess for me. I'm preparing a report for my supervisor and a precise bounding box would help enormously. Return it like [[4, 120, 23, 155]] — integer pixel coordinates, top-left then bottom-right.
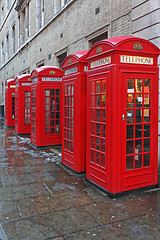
[[40, 48, 42, 52], [57, 52, 67, 69], [95, 7, 100, 15], [48, 54, 51, 60], [89, 32, 108, 47], [60, 33, 63, 38]]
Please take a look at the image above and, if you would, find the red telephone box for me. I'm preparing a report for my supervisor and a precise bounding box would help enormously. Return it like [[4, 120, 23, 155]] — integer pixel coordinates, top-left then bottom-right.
[[30, 66, 63, 147], [61, 50, 88, 172], [5, 78, 16, 127], [15, 74, 31, 135], [86, 36, 159, 196]]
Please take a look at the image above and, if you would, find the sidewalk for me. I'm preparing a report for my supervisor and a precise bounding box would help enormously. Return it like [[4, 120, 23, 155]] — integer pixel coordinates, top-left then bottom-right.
[[0, 121, 160, 239]]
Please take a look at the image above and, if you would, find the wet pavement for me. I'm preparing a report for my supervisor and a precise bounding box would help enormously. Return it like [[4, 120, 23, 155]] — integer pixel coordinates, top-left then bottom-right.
[[0, 120, 160, 239]]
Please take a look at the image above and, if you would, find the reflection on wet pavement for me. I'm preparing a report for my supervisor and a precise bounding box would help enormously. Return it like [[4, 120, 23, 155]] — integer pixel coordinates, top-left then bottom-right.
[[0, 122, 160, 239]]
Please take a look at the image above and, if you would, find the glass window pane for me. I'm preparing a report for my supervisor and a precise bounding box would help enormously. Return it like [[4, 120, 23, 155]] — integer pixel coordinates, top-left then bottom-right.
[[135, 154, 142, 168], [101, 153, 105, 167], [68, 96, 70, 106], [144, 94, 151, 107], [136, 94, 143, 108], [127, 125, 133, 139], [96, 123, 100, 136], [45, 97, 49, 103], [56, 89, 60, 95], [144, 153, 150, 167], [45, 89, 49, 96], [96, 138, 100, 150], [71, 142, 73, 152], [96, 95, 100, 107], [101, 95, 106, 107], [56, 97, 60, 104], [135, 139, 142, 153], [96, 81, 100, 93], [144, 139, 150, 152], [71, 96, 74, 106], [127, 79, 134, 93], [135, 79, 142, 93], [135, 109, 142, 123], [127, 94, 134, 108], [65, 86, 67, 95], [144, 109, 150, 122], [50, 112, 54, 119], [135, 124, 142, 138], [101, 109, 106, 123], [71, 119, 74, 129], [126, 155, 133, 170], [144, 79, 151, 93], [96, 109, 100, 121], [96, 152, 100, 165], [45, 105, 49, 111], [68, 119, 70, 128], [65, 96, 67, 106], [50, 89, 54, 95], [101, 139, 105, 153], [144, 124, 150, 137], [126, 140, 133, 154], [71, 85, 74, 95], [127, 110, 134, 123], [56, 105, 60, 111], [101, 124, 105, 138], [68, 85, 70, 95], [101, 80, 106, 93]]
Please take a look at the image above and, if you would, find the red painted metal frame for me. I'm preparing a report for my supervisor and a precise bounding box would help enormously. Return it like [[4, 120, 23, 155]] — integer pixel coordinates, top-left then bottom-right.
[[61, 50, 88, 173], [86, 36, 159, 195], [15, 74, 31, 135], [5, 78, 16, 127], [30, 66, 63, 147]]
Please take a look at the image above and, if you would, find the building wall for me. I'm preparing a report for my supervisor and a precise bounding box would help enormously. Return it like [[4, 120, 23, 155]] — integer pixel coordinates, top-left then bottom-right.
[[0, 0, 132, 105]]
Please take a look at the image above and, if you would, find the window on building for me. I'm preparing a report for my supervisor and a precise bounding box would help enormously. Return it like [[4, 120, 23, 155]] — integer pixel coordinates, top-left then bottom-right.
[[36, 0, 45, 31], [1, 82, 4, 104], [25, 3, 29, 40], [36, 60, 44, 67], [6, 0, 9, 11], [6, 33, 9, 60], [1, 41, 5, 64], [57, 52, 67, 69], [89, 32, 108, 48], [1, 5, 4, 24], [12, 24, 15, 54]]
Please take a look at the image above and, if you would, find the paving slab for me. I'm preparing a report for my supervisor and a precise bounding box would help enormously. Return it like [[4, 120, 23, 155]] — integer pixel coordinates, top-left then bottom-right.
[[2, 172, 54, 187], [2, 207, 100, 239], [17, 190, 95, 217], [0, 201, 20, 222], [0, 183, 50, 202]]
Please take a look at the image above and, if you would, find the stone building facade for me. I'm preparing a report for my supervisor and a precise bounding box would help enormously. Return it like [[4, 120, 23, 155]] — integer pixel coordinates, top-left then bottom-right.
[[0, 0, 160, 163]]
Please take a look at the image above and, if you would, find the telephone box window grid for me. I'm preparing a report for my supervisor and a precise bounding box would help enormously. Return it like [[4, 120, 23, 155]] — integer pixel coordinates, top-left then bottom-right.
[[24, 91, 31, 125], [90, 79, 106, 167], [126, 78, 151, 170], [64, 84, 74, 153], [45, 89, 60, 135]]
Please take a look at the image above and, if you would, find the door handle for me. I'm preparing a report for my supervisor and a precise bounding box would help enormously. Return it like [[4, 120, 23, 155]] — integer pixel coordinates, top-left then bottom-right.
[[122, 114, 125, 121]]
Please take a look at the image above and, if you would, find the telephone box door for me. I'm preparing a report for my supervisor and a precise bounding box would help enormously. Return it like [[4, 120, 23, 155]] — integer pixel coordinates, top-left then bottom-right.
[[86, 73, 108, 189], [122, 73, 158, 191]]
